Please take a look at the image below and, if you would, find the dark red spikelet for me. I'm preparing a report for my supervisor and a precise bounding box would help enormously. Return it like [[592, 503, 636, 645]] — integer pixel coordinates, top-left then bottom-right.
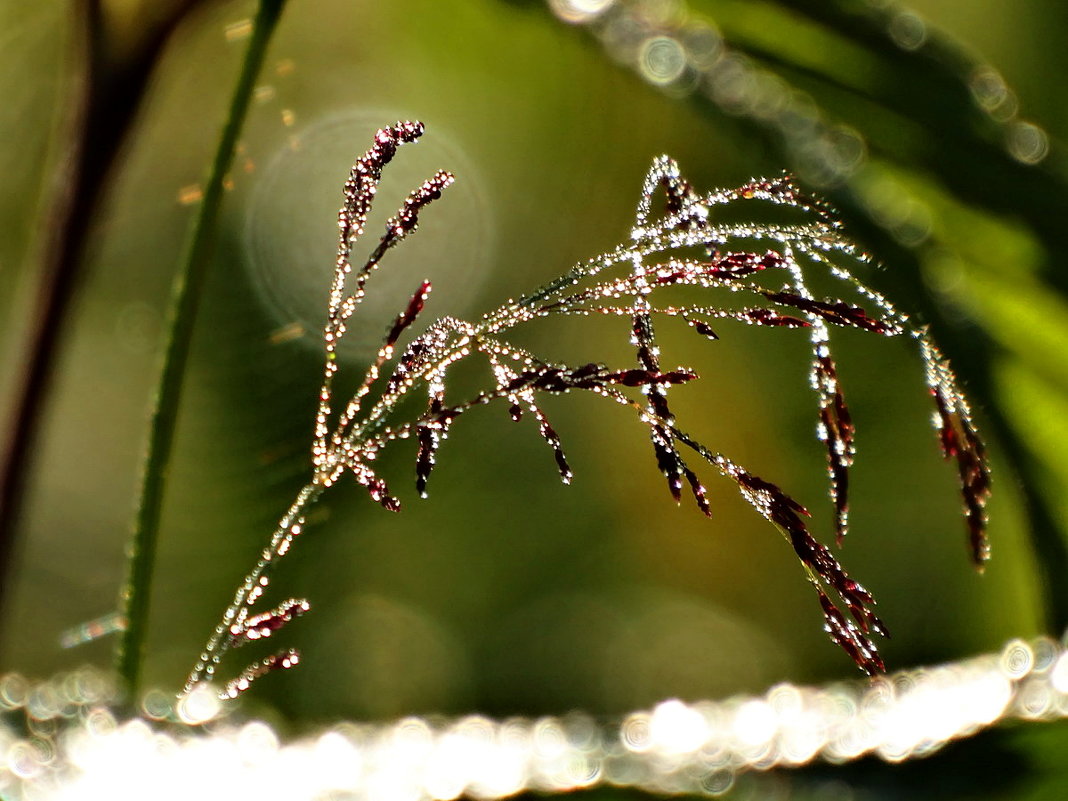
[[815, 588, 885, 676], [787, 525, 886, 636], [390, 171, 455, 237], [631, 312, 694, 506], [764, 291, 898, 335], [415, 423, 435, 497], [366, 474, 401, 512], [494, 355, 574, 483], [342, 121, 425, 242], [706, 250, 787, 278], [221, 649, 302, 700], [932, 387, 991, 565], [386, 339, 429, 395], [735, 470, 810, 518], [507, 364, 597, 393], [814, 353, 855, 544], [537, 415, 573, 483], [345, 457, 402, 511], [738, 174, 835, 222], [656, 169, 696, 222], [736, 308, 811, 328], [385, 281, 432, 348], [366, 170, 455, 266], [605, 368, 697, 387], [921, 338, 991, 566], [728, 462, 886, 672], [687, 318, 719, 340], [415, 394, 452, 497], [683, 464, 711, 517], [229, 599, 310, 648], [739, 175, 797, 202], [506, 363, 696, 395], [651, 432, 683, 503]]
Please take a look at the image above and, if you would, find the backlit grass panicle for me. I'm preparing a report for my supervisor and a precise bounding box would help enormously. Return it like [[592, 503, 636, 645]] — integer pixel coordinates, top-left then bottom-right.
[[183, 122, 991, 701], [921, 336, 992, 566]]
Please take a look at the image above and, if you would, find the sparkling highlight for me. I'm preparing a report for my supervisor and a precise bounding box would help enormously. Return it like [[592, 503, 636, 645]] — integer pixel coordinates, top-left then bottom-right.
[[6, 634, 1068, 798]]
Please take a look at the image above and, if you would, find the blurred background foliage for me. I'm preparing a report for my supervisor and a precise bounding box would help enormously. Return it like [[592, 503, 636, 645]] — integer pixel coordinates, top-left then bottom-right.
[[1, 0, 1068, 794]]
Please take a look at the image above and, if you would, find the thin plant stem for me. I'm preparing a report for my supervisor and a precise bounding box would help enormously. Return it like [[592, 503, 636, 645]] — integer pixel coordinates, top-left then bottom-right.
[[0, 0, 207, 639], [0, 3, 92, 631], [183, 480, 322, 694], [115, 0, 287, 700]]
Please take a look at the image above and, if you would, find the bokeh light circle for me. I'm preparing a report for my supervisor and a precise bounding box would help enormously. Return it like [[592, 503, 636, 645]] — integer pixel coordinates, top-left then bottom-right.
[[244, 110, 495, 362]]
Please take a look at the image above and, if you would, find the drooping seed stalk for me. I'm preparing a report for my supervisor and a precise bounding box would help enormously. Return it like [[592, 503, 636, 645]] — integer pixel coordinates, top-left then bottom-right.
[[183, 132, 992, 699]]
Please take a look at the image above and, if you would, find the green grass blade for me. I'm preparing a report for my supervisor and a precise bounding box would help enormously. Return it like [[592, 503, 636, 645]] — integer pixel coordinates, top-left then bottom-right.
[[115, 0, 287, 701]]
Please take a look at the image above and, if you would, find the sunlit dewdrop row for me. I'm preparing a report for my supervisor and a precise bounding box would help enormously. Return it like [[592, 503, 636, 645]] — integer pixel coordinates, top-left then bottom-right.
[[4, 634, 1068, 800]]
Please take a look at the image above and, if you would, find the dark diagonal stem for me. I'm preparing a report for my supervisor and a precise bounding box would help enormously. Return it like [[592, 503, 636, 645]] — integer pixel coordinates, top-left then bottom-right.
[[0, 0, 203, 652]]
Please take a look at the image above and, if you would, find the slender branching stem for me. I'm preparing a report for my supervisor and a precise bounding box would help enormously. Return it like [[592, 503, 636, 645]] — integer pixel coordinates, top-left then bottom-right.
[[183, 480, 322, 695], [116, 0, 287, 702], [182, 130, 990, 699]]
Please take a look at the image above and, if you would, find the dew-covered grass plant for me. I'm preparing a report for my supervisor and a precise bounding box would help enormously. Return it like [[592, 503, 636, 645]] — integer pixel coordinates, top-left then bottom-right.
[[181, 120, 990, 702]]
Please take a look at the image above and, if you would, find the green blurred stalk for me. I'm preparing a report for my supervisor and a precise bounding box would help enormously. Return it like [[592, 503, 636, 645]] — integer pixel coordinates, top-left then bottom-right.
[[115, 0, 287, 701], [0, 0, 204, 652]]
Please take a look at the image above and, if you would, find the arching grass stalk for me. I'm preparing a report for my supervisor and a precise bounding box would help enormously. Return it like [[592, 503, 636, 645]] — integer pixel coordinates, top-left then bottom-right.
[[115, 0, 287, 702], [556, 0, 1068, 634], [182, 122, 990, 703]]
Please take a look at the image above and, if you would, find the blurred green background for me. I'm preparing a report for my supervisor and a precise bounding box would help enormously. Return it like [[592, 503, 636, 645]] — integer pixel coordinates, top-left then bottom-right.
[[2, 0, 1068, 794]]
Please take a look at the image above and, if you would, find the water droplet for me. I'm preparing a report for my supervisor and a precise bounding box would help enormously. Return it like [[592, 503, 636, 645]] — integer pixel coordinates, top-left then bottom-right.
[[548, 0, 615, 24], [177, 683, 221, 725], [223, 18, 252, 42], [887, 11, 926, 51], [1006, 121, 1049, 165]]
